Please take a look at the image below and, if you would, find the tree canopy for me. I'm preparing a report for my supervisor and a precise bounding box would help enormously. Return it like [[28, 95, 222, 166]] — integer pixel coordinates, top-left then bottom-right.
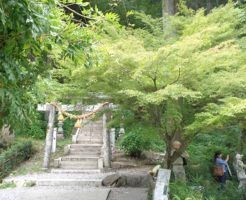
[[63, 2, 246, 166], [0, 0, 245, 168]]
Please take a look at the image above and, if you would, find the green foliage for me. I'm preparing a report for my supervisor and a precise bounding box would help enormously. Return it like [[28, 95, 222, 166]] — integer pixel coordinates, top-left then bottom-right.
[[0, 182, 16, 189], [0, 141, 33, 181], [0, 0, 94, 131], [186, 98, 246, 137], [186, 129, 239, 181], [63, 118, 75, 138], [14, 113, 46, 140], [89, 0, 162, 25], [68, 2, 246, 169], [119, 131, 146, 157], [119, 124, 164, 157], [170, 178, 246, 200], [170, 181, 204, 200]]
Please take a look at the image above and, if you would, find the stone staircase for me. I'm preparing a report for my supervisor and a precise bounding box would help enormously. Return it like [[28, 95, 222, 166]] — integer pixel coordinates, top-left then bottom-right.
[[54, 118, 104, 171]]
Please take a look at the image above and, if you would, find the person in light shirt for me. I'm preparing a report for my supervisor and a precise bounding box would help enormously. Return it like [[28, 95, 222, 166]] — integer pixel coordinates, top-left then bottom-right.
[[234, 153, 246, 190]]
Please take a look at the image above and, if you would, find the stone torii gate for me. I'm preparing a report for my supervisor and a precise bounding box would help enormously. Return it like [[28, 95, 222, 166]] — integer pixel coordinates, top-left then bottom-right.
[[37, 102, 111, 169]]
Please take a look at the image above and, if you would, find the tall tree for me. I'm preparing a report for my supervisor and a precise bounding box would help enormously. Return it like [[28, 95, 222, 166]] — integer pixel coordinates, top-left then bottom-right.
[[69, 3, 246, 168], [162, 0, 178, 15], [0, 0, 94, 130]]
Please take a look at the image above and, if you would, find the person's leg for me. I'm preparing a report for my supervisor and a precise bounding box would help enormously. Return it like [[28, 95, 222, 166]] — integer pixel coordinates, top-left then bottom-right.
[[217, 174, 226, 190], [220, 174, 226, 189]]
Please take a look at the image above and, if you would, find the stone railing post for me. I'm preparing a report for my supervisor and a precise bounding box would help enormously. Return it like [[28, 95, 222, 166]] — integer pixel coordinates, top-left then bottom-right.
[[52, 128, 57, 153], [110, 128, 116, 154], [102, 114, 111, 168], [43, 104, 55, 169], [153, 169, 171, 200], [72, 128, 80, 143]]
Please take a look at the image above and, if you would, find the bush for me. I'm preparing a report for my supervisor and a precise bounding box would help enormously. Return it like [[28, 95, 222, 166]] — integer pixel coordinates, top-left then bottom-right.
[[0, 141, 33, 181], [170, 179, 246, 200], [63, 118, 75, 138], [119, 131, 147, 157], [119, 124, 164, 157], [15, 113, 46, 139], [170, 182, 204, 200]]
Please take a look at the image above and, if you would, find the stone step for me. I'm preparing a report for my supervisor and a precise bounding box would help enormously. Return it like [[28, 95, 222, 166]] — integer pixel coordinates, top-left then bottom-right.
[[70, 144, 102, 149], [51, 169, 102, 174], [69, 151, 101, 156], [78, 132, 103, 137], [60, 160, 98, 169], [60, 165, 98, 170], [61, 156, 99, 162], [80, 124, 103, 131], [76, 140, 103, 144], [77, 135, 103, 143], [69, 146, 101, 152], [80, 128, 103, 132], [83, 120, 102, 124], [69, 150, 101, 155], [79, 133, 103, 137], [36, 179, 102, 187], [82, 123, 103, 126]]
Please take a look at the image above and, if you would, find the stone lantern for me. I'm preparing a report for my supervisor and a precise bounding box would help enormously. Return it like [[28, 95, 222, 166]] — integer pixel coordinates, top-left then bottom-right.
[[57, 111, 64, 139]]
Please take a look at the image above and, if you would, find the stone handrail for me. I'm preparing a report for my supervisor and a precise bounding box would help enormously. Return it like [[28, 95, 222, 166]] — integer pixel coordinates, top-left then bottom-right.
[[153, 169, 171, 200], [102, 114, 111, 168], [72, 128, 80, 143]]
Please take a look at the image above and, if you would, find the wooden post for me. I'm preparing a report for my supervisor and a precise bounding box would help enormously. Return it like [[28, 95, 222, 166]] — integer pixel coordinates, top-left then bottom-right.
[[43, 105, 55, 169]]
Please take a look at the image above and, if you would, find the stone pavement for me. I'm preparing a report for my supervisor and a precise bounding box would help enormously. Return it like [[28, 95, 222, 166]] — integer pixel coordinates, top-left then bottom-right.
[[108, 188, 148, 200], [0, 187, 111, 200], [0, 187, 148, 200], [1, 169, 150, 200]]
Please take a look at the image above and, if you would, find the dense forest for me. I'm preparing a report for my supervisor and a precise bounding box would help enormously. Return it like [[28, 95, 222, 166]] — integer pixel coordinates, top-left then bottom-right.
[[0, 0, 246, 199]]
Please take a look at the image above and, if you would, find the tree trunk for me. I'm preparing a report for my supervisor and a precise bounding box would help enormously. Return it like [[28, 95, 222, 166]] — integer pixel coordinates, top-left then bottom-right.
[[162, 0, 177, 16], [165, 138, 173, 169], [206, 0, 212, 12], [163, 131, 188, 169], [239, 128, 246, 153], [161, 0, 178, 32]]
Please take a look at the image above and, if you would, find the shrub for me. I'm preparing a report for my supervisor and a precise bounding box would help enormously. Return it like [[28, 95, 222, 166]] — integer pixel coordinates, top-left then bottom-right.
[[119, 131, 147, 157], [15, 113, 46, 139], [119, 124, 164, 157], [170, 182, 204, 200], [0, 141, 33, 181], [63, 118, 75, 138]]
